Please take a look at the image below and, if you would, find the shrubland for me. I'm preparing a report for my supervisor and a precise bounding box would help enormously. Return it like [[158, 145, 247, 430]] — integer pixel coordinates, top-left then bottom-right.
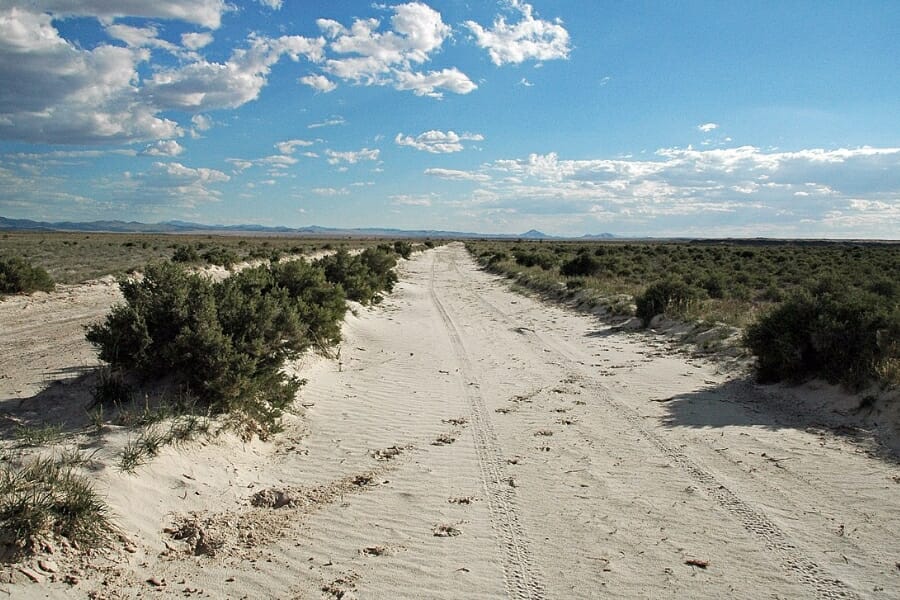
[[468, 240, 900, 389], [0, 255, 54, 295]]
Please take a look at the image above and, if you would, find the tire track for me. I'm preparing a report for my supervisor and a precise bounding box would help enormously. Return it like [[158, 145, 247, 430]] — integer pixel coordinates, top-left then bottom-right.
[[428, 252, 546, 600], [444, 247, 858, 600]]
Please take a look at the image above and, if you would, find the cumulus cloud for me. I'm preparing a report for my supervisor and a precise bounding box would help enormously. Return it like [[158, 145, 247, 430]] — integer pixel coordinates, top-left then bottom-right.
[[143, 34, 326, 111], [0, 8, 181, 143], [312, 187, 349, 196], [306, 2, 475, 98], [325, 148, 380, 164], [274, 139, 315, 154], [182, 32, 214, 50], [392, 68, 477, 98], [37, 0, 229, 30], [308, 116, 346, 128], [428, 146, 900, 236], [391, 193, 435, 206], [155, 161, 229, 183], [141, 140, 184, 157], [395, 130, 484, 153], [466, 0, 571, 66], [0, 7, 326, 144], [697, 122, 719, 132], [257, 0, 283, 9], [424, 168, 491, 182], [299, 74, 337, 93]]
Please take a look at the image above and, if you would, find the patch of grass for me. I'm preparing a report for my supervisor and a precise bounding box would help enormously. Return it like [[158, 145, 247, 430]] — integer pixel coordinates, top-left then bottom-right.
[[13, 424, 62, 448], [0, 456, 113, 560]]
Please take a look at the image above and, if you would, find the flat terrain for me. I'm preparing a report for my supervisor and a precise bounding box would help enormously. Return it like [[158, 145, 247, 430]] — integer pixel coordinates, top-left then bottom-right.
[[3, 244, 900, 599]]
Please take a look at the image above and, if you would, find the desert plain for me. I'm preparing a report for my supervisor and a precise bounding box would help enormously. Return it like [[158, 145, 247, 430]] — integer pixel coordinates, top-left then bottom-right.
[[2, 243, 900, 599]]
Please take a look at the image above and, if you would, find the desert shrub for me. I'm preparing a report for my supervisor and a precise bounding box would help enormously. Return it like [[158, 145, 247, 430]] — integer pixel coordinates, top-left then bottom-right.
[[0, 256, 54, 295], [85, 260, 351, 436], [171, 244, 200, 263], [745, 281, 899, 388], [319, 248, 398, 304], [560, 253, 602, 277], [393, 240, 413, 259], [635, 278, 705, 325], [0, 456, 112, 560], [424, 240, 435, 249], [513, 250, 557, 270], [201, 246, 239, 269]]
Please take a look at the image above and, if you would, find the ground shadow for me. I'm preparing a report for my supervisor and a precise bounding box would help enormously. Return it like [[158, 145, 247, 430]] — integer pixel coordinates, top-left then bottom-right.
[[656, 377, 899, 461], [0, 370, 99, 441]]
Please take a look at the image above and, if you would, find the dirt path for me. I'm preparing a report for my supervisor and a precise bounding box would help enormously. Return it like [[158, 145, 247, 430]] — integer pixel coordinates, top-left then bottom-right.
[[5, 244, 900, 599]]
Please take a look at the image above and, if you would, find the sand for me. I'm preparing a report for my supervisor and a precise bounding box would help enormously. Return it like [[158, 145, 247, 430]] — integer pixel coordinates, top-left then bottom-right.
[[2, 243, 900, 599]]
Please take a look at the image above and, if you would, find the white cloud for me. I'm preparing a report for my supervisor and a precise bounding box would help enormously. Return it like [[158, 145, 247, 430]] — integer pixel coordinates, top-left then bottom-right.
[[106, 23, 176, 51], [191, 113, 212, 131], [519, 78, 534, 87], [141, 140, 184, 157], [275, 139, 315, 154], [299, 74, 337, 93], [155, 161, 229, 183], [307, 2, 475, 98], [182, 32, 214, 50], [391, 193, 435, 207], [465, 1, 571, 66], [312, 187, 349, 196], [38, 0, 229, 30], [0, 8, 181, 143], [395, 130, 484, 153], [257, 0, 283, 10], [424, 168, 491, 182], [698, 122, 719, 132], [325, 148, 380, 164], [392, 68, 477, 98], [308, 116, 346, 128], [143, 34, 326, 111]]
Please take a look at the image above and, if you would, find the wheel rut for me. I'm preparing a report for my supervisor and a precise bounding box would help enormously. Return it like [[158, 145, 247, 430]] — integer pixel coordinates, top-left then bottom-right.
[[428, 255, 546, 600], [443, 249, 858, 600]]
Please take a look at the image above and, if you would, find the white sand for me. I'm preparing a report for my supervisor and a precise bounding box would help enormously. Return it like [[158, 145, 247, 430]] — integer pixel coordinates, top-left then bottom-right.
[[3, 243, 900, 599]]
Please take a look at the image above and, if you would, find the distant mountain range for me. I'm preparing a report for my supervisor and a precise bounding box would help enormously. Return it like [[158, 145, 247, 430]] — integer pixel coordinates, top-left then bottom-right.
[[0, 216, 616, 240]]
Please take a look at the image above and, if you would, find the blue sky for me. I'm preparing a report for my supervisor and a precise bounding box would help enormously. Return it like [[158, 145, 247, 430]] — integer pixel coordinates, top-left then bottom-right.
[[0, 0, 898, 237]]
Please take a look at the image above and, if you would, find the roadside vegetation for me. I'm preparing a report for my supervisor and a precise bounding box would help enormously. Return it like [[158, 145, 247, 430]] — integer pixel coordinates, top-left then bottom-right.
[[0, 255, 54, 295], [468, 240, 900, 390], [1, 238, 423, 561], [0, 232, 392, 285]]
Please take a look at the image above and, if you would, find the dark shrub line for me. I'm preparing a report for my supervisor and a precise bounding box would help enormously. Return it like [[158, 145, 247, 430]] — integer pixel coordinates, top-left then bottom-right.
[[0, 255, 55, 295]]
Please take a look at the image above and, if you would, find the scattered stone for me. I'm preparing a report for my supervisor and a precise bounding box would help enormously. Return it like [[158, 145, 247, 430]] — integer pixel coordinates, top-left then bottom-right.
[[147, 576, 166, 587], [250, 488, 295, 509], [18, 566, 44, 583], [38, 559, 59, 573], [433, 524, 462, 537]]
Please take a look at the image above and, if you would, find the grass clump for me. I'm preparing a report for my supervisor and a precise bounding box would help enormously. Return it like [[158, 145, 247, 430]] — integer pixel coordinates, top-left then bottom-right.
[[0, 255, 55, 295], [13, 424, 62, 448], [0, 456, 113, 560]]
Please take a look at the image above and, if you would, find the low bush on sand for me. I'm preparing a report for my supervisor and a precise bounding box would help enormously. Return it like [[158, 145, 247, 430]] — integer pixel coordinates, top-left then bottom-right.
[[86, 249, 400, 438], [318, 247, 398, 305], [745, 280, 900, 389], [635, 277, 706, 325], [0, 255, 55, 295]]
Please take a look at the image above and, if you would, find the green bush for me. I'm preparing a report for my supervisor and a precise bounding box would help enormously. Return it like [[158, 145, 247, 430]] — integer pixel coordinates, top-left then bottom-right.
[[86, 262, 337, 436], [171, 244, 199, 263], [513, 250, 557, 270], [745, 281, 899, 389], [202, 246, 239, 269], [319, 248, 398, 304], [0, 256, 54, 294], [560, 253, 602, 277], [393, 240, 413, 259], [635, 278, 705, 325]]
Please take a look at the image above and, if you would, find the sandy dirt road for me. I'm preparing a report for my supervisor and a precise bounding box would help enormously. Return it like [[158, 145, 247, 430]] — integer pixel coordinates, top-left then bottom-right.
[[4, 244, 900, 599]]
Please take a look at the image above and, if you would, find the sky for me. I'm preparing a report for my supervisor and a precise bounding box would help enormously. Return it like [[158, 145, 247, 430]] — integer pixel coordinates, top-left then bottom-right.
[[0, 0, 898, 238]]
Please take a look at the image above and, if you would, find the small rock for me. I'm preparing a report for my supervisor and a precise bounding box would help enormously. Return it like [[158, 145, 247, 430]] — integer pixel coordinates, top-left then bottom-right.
[[147, 576, 166, 587], [19, 567, 45, 583], [38, 559, 59, 573]]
